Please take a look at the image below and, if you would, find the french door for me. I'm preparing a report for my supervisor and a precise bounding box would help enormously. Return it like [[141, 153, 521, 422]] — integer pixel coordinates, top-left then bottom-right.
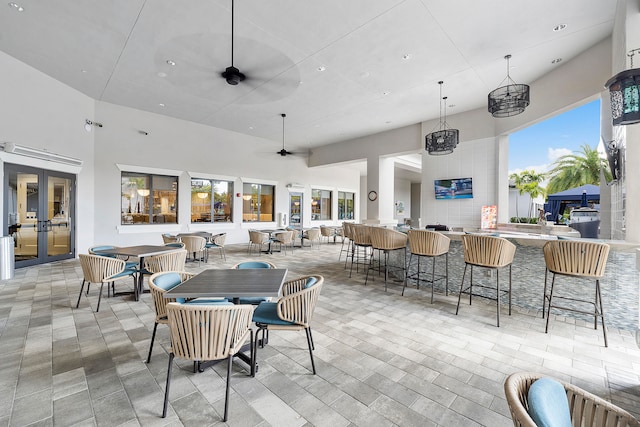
[[288, 192, 303, 232], [4, 163, 76, 268]]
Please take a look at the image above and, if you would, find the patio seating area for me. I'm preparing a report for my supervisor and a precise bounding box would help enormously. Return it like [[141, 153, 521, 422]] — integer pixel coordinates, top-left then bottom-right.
[[1, 241, 639, 426]]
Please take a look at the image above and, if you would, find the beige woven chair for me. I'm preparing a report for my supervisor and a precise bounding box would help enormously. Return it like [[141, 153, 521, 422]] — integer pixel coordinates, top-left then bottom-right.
[[542, 240, 611, 347], [163, 303, 254, 422], [340, 222, 354, 265], [252, 275, 324, 374], [320, 225, 335, 244], [403, 230, 450, 302], [272, 230, 295, 254], [302, 228, 321, 248], [349, 225, 373, 277], [455, 234, 516, 327], [146, 271, 195, 363], [205, 232, 227, 261], [248, 230, 270, 255], [504, 372, 639, 427], [144, 249, 187, 274], [161, 233, 180, 244], [76, 254, 136, 312], [366, 227, 407, 290], [180, 235, 206, 265]]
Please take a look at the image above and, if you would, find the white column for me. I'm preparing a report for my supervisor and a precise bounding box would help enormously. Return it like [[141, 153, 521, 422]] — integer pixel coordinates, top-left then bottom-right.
[[496, 134, 510, 224], [365, 155, 395, 225]]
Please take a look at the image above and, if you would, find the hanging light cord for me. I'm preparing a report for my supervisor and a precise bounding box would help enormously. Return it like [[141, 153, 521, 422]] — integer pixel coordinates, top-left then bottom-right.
[[438, 81, 444, 130], [230, 0, 235, 66], [282, 113, 286, 149]]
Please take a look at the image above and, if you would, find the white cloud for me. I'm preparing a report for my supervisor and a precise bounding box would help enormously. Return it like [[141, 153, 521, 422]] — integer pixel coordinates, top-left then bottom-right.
[[548, 147, 572, 162]]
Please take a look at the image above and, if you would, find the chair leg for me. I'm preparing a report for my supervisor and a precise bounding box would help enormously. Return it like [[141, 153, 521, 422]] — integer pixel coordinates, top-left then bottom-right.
[[76, 279, 87, 308], [542, 268, 549, 319], [455, 264, 469, 315], [544, 274, 556, 333], [162, 353, 175, 418], [431, 255, 436, 304], [496, 269, 500, 327], [305, 327, 316, 375], [444, 253, 449, 296], [596, 279, 608, 347], [97, 282, 105, 312], [250, 329, 256, 377], [402, 253, 412, 296], [146, 322, 159, 363], [308, 327, 315, 350], [223, 353, 232, 422]]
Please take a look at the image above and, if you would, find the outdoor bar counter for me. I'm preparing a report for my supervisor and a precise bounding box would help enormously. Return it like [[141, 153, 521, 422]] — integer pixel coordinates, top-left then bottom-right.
[[392, 224, 640, 344]]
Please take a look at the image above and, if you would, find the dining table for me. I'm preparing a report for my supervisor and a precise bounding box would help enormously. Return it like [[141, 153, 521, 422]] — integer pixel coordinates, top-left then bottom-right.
[[92, 245, 182, 301], [165, 268, 288, 372]]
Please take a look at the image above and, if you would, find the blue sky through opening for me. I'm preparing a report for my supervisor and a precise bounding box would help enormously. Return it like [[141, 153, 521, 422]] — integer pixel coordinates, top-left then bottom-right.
[[508, 99, 601, 175]]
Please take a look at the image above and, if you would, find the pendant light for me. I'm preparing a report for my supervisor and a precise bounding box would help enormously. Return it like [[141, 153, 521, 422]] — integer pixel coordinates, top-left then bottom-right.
[[605, 48, 640, 126], [488, 54, 530, 117], [425, 81, 459, 156]]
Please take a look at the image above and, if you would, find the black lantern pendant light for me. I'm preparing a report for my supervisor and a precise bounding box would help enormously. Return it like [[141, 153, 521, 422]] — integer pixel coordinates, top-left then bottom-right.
[[488, 54, 530, 118], [605, 48, 640, 126], [426, 81, 459, 156]]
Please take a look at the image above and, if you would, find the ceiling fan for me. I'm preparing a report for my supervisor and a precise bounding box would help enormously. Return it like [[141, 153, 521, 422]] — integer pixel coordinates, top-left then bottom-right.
[[277, 113, 296, 157], [221, 0, 245, 85]]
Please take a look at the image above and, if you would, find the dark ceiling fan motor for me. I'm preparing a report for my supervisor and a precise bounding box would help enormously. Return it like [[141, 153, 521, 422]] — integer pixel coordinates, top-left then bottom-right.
[[222, 66, 245, 85]]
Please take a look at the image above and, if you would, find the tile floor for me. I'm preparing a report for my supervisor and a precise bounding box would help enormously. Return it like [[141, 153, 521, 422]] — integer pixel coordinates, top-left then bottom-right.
[[1, 240, 639, 426]]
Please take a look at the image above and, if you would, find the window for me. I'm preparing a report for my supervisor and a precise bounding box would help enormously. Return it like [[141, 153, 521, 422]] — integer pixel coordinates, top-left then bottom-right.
[[121, 172, 178, 224], [311, 189, 332, 220], [338, 191, 355, 220], [191, 179, 233, 223], [242, 183, 274, 222]]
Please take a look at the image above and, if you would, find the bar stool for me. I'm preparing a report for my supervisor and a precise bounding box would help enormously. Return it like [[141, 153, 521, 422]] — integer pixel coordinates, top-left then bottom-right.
[[349, 225, 372, 278], [339, 222, 352, 263], [402, 229, 450, 302], [542, 240, 610, 347], [455, 234, 516, 327], [366, 227, 407, 290]]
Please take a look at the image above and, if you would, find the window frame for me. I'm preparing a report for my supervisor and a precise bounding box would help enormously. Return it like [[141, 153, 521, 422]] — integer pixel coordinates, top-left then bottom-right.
[[120, 171, 178, 225], [242, 181, 275, 223], [338, 190, 355, 220], [311, 188, 332, 221], [190, 178, 234, 224]]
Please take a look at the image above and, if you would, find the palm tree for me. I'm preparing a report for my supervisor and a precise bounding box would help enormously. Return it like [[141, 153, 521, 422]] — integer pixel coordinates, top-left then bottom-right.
[[546, 144, 611, 194], [510, 170, 546, 221]]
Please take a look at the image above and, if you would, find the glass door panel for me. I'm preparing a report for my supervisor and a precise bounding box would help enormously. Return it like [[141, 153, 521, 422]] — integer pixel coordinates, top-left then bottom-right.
[[289, 192, 302, 231], [4, 163, 75, 268]]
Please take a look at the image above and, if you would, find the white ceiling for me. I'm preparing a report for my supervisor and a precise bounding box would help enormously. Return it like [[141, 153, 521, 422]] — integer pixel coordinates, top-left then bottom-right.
[[0, 0, 616, 158]]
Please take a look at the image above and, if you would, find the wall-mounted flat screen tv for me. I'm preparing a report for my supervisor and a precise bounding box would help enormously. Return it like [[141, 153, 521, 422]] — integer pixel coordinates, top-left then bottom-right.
[[434, 177, 473, 199]]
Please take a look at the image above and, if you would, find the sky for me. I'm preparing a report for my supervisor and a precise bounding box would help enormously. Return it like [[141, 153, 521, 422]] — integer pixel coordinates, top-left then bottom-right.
[[508, 99, 601, 175]]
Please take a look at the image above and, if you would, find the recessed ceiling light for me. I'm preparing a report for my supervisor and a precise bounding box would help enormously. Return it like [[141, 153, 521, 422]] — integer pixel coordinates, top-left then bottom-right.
[[158, 103, 165, 107], [402, 54, 413, 60], [551, 58, 562, 64], [317, 66, 326, 72], [157, 72, 167, 78], [383, 91, 391, 96], [553, 23, 567, 32], [81, 69, 87, 74], [166, 59, 176, 66], [248, 126, 254, 130], [385, 121, 392, 124], [8, 2, 24, 11]]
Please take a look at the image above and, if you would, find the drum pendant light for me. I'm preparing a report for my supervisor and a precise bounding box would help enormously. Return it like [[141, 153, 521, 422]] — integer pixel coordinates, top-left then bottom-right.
[[425, 81, 459, 155], [488, 54, 530, 118]]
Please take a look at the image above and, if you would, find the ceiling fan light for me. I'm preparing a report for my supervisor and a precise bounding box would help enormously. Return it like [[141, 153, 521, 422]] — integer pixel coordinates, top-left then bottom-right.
[[222, 66, 245, 85]]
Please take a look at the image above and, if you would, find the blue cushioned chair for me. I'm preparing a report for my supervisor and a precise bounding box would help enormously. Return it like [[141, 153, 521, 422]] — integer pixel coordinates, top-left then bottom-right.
[[147, 271, 231, 363], [205, 233, 227, 262], [504, 372, 640, 427], [228, 261, 277, 304], [252, 275, 324, 374]]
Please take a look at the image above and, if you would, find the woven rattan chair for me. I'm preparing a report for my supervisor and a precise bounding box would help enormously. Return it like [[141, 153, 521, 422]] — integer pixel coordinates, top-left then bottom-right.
[[504, 372, 639, 427], [402, 230, 450, 302], [302, 228, 321, 248], [147, 271, 194, 363], [161, 233, 180, 244], [455, 234, 516, 327], [76, 253, 137, 312], [205, 232, 227, 261], [248, 230, 270, 255], [542, 240, 611, 347], [163, 303, 254, 422], [366, 227, 407, 290], [340, 222, 354, 265], [349, 225, 373, 277], [252, 275, 324, 374], [181, 235, 206, 265], [272, 230, 295, 254], [144, 249, 187, 275], [320, 225, 335, 244]]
